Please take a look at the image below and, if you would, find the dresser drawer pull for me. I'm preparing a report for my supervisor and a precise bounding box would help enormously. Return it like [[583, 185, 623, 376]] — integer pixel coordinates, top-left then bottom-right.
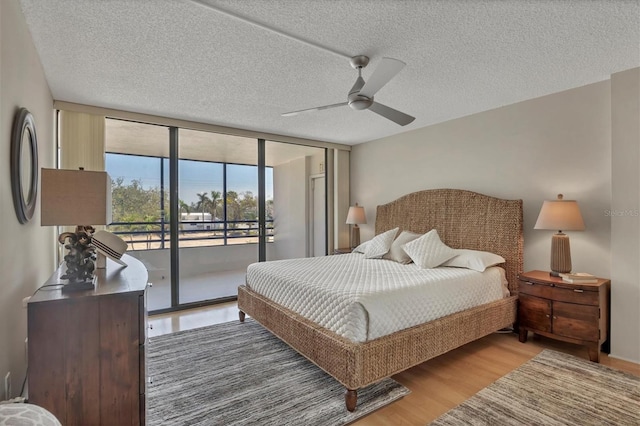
[[573, 289, 584, 293], [148, 377, 153, 384], [147, 282, 153, 287], [545, 314, 550, 318], [149, 324, 153, 330], [524, 282, 534, 285]]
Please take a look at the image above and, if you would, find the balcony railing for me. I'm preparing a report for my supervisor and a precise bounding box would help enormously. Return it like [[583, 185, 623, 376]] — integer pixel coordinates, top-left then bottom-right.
[[107, 219, 274, 251]]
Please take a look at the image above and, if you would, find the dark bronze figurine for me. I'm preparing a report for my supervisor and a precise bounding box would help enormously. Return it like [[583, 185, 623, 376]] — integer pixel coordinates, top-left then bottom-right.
[[58, 225, 96, 282]]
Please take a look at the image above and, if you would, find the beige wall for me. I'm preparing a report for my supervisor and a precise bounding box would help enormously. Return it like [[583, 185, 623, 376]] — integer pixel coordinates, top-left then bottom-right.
[[352, 80, 612, 276], [0, 0, 54, 398], [610, 68, 640, 363], [352, 73, 640, 362]]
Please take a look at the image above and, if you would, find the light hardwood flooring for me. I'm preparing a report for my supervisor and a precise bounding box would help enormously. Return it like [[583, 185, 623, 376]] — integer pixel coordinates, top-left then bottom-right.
[[149, 303, 640, 426]]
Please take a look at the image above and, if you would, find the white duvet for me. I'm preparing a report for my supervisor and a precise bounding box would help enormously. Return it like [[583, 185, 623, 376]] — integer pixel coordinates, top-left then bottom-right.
[[245, 253, 509, 342]]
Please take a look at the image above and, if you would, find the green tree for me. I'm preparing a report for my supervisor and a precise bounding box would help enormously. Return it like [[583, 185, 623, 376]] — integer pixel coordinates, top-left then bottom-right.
[[111, 177, 164, 226], [210, 190, 221, 219], [196, 192, 211, 226]]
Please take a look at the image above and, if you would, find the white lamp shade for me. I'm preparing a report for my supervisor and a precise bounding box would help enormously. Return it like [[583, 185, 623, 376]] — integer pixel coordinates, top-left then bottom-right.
[[346, 205, 366, 225], [534, 195, 585, 231], [41, 168, 112, 226]]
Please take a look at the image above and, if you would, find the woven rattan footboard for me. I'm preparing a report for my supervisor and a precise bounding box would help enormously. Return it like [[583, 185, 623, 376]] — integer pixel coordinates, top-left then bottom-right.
[[238, 285, 517, 411]]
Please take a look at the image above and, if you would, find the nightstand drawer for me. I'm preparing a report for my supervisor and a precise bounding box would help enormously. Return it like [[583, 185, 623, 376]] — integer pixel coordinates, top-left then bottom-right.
[[519, 280, 599, 306]]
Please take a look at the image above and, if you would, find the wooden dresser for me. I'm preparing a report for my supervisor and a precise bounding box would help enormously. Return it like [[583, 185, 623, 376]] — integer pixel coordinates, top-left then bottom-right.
[[517, 270, 610, 362], [28, 254, 148, 425]]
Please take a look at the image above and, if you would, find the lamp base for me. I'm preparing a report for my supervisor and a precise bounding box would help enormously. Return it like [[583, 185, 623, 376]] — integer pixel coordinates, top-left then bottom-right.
[[351, 225, 361, 249], [550, 232, 572, 276]]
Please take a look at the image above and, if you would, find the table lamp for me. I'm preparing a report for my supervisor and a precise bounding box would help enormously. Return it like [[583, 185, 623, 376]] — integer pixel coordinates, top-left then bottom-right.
[[534, 194, 585, 276], [41, 168, 112, 291], [346, 203, 366, 248]]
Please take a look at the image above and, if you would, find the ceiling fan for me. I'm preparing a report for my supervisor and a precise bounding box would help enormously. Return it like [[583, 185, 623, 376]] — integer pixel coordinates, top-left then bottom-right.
[[282, 55, 415, 126]]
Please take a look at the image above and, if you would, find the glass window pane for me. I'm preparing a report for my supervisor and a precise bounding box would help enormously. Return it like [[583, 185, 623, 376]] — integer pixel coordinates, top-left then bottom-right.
[[105, 118, 171, 311], [177, 129, 258, 305]]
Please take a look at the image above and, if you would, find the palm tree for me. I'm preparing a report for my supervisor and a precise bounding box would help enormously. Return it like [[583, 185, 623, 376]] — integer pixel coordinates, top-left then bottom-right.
[[210, 190, 221, 219], [179, 199, 190, 214], [196, 192, 211, 228]]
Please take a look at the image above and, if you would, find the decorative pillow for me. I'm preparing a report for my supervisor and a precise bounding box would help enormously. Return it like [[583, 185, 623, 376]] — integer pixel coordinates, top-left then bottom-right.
[[364, 227, 399, 259], [352, 240, 370, 253], [402, 229, 457, 269], [383, 231, 421, 264], [442, 249, 506, 272]]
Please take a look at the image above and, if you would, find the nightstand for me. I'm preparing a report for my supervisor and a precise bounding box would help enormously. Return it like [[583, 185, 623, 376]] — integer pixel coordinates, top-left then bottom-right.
[[333, 247, 354, 254], [517, 270, 610, 362]]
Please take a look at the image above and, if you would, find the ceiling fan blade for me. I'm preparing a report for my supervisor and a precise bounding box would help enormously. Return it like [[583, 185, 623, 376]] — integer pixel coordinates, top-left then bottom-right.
[[281, 102, 348, 117], [359, 57, 406, 98], [369, 102, 415, 126]]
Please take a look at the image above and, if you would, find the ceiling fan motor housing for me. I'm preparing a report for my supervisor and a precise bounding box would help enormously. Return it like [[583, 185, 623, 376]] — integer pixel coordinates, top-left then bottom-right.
[[348, 92, 373, 110]]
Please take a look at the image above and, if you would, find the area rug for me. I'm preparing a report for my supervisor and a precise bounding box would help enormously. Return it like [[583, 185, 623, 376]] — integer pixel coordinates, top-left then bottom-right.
[[147, 319, 409, 425], [430, 349, 640, 425]]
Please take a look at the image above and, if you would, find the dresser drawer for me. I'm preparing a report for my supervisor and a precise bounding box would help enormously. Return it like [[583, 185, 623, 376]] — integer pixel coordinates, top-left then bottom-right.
[[519, 280, 599, 305]]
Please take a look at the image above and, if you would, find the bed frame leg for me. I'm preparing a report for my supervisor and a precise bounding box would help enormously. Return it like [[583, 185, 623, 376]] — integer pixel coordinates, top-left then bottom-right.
[[239, 310, 246, 322], [345, 388, 357, 412]]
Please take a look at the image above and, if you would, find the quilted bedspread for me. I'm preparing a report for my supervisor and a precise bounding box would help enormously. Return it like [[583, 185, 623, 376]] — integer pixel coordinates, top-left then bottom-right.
[[245, 253, 508, 342]]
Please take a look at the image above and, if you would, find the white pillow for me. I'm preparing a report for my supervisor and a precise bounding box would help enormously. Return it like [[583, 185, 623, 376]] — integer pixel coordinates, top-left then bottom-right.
[[352, 240, 370, 253], [383, 230, 421, 264], [364, 228, 399, 259], [442, 249, 505, 272], [402, 229, 457, 269]]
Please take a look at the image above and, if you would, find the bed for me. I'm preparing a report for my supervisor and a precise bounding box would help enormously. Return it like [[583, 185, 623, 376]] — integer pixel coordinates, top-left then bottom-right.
[[238, 189, 523, 411]]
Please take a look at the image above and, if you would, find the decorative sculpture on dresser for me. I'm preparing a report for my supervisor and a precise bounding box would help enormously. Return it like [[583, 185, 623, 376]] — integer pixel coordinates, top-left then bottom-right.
[[57, 225, 96, 283]]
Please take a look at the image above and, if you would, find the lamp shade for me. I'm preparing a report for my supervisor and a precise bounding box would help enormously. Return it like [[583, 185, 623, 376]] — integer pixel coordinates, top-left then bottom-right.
[[41, 168, 112, 226], [346, 204, 366, 225], [534, 194, 585, 232]]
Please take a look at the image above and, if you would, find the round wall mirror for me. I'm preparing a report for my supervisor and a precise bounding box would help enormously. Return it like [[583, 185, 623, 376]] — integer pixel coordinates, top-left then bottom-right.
[[11, 108, 39, 224]]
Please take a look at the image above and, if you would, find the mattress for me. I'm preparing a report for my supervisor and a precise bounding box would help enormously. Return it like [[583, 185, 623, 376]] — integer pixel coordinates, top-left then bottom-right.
[[245, 253, 508, 342]]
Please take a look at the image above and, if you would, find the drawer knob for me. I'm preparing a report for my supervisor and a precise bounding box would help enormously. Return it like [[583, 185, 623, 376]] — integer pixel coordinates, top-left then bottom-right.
[[573, 289, 584, 293], [149, 324, 153, 330], [148, 377, 153, 384], [545, 314, 550, 318], [147, 282, 153, 287]]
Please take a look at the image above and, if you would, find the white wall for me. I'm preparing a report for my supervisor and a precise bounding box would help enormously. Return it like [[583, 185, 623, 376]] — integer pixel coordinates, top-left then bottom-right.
[[610, 68, 640, 363], [0, 0, 54, 398], [352, 80, 612, 278]]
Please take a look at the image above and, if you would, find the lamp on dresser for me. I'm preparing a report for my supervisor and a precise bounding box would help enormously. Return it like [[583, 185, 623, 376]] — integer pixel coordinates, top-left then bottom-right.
[[534, 193, 585, 276], [41, 167, 112, 291], [346, 203, 366, 248]]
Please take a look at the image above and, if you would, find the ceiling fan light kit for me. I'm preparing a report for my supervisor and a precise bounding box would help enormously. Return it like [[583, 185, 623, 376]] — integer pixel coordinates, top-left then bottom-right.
[[283, 55, 415, 126]]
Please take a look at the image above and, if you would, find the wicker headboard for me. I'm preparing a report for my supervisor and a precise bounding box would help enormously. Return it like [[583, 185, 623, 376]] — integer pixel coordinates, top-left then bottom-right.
[[375, 189, 524, 294]]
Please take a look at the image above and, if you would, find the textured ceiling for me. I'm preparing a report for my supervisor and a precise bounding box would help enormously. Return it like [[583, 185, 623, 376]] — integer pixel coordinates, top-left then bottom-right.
[[18, 0, 640, 145]]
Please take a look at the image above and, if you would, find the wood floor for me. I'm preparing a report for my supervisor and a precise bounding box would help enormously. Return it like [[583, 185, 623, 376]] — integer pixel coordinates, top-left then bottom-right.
[[149, 302, 640, 426]]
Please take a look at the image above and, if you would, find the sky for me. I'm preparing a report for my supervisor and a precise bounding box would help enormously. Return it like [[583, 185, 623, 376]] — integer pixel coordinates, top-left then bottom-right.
[[106, 153, 274, 205]]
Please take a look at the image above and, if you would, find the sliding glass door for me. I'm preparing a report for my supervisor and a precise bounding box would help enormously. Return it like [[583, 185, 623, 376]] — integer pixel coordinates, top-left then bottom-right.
[[104, 118, 325, 313], [105, 118, 172, 311], [265, 140, 326, 261], [176, 130, 260, 305]]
